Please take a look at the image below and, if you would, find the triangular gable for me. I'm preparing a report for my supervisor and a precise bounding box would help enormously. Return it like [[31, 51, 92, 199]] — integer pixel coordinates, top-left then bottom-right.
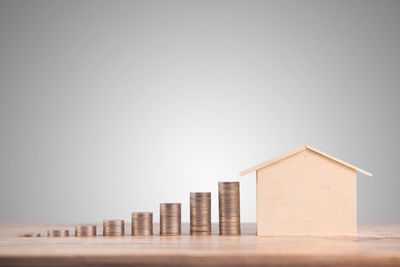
[[240, 145, 372, 177]]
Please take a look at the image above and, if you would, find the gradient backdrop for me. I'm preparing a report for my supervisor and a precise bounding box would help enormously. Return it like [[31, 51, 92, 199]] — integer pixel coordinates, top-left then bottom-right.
[[0, 0, 399, 223]]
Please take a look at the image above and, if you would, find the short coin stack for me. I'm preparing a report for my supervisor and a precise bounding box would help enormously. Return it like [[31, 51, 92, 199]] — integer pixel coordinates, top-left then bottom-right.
[[47, 229, 69, 237], [19, 232, 41, 237], [75, 225, 96, 237], [218, 182, 241, 235], [131, 212, 153, 236], [160, 203, 181, 236], [103, 220, 125, 236], [190, 192, 211, 235]]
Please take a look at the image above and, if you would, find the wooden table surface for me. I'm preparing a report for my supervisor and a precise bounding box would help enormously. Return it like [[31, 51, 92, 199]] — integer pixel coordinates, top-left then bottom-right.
[[1, 223, 400, 266]]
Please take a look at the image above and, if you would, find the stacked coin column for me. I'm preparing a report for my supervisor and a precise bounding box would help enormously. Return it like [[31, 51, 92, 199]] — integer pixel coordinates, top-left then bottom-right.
[[103, 220, 125, 236], [218, 182, 241, 235], [75, 225, 96, 237], [132, 212, 153, 236], [47, 229, 69, 237], [190, 192, 211, 235], [160, 203, 181, 236], [19, 232, 41, 238]]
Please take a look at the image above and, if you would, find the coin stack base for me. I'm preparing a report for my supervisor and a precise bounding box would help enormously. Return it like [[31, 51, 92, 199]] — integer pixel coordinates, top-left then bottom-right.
[[132, 212, 153, 236], [75, 225, 97, 237], [190, 192, 211, 236], [219, 182, 241, 236], [103, 220, 125, 236], [160, 203, 181, 236]]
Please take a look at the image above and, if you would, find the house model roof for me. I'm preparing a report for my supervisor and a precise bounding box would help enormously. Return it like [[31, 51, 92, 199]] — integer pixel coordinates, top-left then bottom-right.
[[240, 145, 372, 177]]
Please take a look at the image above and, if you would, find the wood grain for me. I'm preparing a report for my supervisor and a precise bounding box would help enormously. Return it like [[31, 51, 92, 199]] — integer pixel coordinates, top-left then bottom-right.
[[1, 223, 400, 266]]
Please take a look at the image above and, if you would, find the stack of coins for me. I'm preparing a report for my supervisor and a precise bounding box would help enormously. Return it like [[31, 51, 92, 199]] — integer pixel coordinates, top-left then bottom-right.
[[19, 232, 41, 237], [218, 182, 241, 236], [190, 192, 211, 236], [103, 220, 125, 236], [132, 212, 153, 236], [75, 225, 96, 237], [47, 229, 69, 237], [160, 203, 181, 236]]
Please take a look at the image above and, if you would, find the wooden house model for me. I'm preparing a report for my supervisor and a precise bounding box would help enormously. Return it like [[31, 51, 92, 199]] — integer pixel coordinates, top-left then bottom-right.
[[240, 145, 372, 236]]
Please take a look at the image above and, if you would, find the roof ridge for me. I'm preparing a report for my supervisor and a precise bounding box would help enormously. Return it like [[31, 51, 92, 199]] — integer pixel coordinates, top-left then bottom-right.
[[239, 145, 372, 177]]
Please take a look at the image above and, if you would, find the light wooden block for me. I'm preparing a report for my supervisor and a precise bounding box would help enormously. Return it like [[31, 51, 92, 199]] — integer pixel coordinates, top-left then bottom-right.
[[257, 149, 356, 236], [240, 145, 371, 236]]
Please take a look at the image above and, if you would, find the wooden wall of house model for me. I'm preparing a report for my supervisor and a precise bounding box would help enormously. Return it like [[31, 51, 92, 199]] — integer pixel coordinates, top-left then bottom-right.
[[240, 145, 372, 236]]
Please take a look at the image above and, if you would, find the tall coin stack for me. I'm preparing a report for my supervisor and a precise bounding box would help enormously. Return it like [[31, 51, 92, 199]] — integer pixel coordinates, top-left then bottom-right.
[[132, 212, 153, 236], [190, 192, 211, 236], [218, 182, 241, 236], [103, 220, 125, 236], [160, 203, 181, 236]]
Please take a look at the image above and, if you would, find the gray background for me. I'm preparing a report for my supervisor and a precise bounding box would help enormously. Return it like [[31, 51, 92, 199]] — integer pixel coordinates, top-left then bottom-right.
[[0, 0, 399, 223]]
